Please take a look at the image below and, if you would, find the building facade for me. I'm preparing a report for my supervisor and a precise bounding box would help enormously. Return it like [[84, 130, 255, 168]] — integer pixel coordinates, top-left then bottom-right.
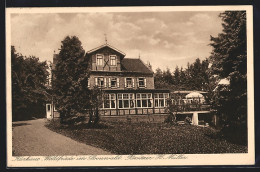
[[47, 43, 170, 118], [45, 43, 214, 126], [85, 43, 170, 116]]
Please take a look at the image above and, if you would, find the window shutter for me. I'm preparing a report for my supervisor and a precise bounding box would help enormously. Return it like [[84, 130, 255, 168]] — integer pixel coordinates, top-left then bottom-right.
[[104, 78, 107, 87], [108, 78, 111, 88], [132, 78, 135, 88], [124, 78, 127, 88], [137, 78, 139, 88], [117, 78, 120, 88], [87, 78, 90, 88], [95, 78, 98, 86], [144, 78, 147, 88]]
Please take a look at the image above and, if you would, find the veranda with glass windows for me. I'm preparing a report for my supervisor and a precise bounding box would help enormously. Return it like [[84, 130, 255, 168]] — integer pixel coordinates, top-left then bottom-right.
[[98, 89, 170, 116]]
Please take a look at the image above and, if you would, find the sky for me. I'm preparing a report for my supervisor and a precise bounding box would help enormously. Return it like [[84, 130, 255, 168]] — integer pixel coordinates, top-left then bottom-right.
[[11, 11, 223, 71]]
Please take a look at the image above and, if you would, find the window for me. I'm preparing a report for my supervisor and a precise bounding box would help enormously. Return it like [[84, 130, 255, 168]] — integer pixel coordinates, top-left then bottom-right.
[[96, 55, 103, 66], [138, 78, 146, 88], [126, 78, 132, 88], [103, 94, 116, 109], [154, 93, 169, 108], [47, 105, 51, 111], [54, 105, 57, 111], [136, 93, 152, 108], [110, 55, 116, 66], [118, 93, 135, 109], [95, 77, 105, 87], [110, 78, 117, 88]]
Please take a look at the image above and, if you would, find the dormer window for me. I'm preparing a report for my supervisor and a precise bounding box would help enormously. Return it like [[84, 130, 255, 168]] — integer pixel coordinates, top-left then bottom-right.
[[96, 54, 103, 66], [110, 55, 116, 66]]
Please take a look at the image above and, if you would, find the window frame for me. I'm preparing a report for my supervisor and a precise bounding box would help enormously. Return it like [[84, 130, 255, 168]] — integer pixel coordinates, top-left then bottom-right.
[[96, 54, 104, 66], [138, 77, 145, 88], [110, 77, 117, 88], [154, 93, 169, 108], [97, 77, 104, 87], [126, 78, 133, 88], [110, 55, 117, 66], [102, 93, 116, 109], [118, 93, 135, 109], [136, 93, 153, 108]]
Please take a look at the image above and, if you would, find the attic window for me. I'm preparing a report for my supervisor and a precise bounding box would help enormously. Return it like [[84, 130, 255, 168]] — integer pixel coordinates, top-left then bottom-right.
[[96, 55, 103, 66], [110, 55, 116, 66]]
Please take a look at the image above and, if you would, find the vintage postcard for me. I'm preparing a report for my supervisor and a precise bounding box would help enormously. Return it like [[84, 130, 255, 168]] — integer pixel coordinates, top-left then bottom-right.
[[6, 6, 254, 167]]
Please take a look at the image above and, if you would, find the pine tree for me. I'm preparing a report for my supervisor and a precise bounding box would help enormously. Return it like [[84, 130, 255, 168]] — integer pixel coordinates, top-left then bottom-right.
[[209, 11, 247, 144], [52, 36, 89, 124], [173, 66, 180, 87]]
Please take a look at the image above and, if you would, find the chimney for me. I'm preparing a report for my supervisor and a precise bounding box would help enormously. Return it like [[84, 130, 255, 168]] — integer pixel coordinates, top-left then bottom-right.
[[147, 61, 152, 71]]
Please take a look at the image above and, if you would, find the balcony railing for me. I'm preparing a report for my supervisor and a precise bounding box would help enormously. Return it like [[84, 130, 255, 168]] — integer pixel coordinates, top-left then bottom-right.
[[169, 104, 211, 112]]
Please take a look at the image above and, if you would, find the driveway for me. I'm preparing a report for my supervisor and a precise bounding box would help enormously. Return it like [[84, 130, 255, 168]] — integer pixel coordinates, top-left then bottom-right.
[[12, 119, 112, 156]]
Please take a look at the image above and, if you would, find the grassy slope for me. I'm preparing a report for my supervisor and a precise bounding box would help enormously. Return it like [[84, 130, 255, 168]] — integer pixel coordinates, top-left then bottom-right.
[[45, 120, 247, 154]]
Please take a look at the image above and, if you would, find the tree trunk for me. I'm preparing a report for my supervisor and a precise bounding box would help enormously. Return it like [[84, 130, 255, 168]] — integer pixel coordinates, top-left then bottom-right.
[[93, 108, 99, 125], [88, 109, 93, 126]]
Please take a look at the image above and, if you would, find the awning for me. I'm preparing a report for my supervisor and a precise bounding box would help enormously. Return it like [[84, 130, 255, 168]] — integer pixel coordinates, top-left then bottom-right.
[[185, 92, 204, 99]]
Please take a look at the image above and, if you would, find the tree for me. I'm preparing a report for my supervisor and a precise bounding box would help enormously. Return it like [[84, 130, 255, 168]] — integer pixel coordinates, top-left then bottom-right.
[[163, 68, 174, 85], [154, 67, 173, 90], [52, 36, 88, 125], [86, 86, 104, 126], [173, 66, 180, 87], [164, 92, 182, 125], [11, 46, 49, 121], [179, 67, 186, 89], [209, 11, 247, 144], [201, 59, 210, 91]]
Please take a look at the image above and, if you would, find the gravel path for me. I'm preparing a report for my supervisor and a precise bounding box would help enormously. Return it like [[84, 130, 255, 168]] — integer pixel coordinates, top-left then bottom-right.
[[12, 119, 112, 156]]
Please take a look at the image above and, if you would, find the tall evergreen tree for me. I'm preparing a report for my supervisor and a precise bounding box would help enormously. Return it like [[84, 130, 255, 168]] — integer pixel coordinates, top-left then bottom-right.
[[179, 67, 186, 90], [173, 66, 180, 87], [209, 11, 247, 144], [163, 68, 174, 85], [52, 36, 89, 124]]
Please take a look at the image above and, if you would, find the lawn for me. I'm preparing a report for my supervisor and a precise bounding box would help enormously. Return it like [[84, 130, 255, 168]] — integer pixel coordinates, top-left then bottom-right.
[[45, 119, 247, 154]]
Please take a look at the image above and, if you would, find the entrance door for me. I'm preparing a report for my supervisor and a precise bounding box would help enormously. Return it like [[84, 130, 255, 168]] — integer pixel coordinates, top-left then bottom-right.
[[46, 104, 52, 118]]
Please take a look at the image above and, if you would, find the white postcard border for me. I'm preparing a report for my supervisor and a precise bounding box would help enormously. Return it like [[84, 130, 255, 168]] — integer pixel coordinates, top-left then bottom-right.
[[6, 5, 255, 167]]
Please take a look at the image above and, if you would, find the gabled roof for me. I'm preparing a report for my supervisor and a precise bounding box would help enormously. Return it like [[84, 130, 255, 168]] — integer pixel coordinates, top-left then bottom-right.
[[121, 58, 153, 74], [86, 43, 126, 57]]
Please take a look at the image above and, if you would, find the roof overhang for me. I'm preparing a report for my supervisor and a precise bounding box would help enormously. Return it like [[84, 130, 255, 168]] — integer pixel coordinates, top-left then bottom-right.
[[86, 43, 126, 57], [90, 70, 153, 76]]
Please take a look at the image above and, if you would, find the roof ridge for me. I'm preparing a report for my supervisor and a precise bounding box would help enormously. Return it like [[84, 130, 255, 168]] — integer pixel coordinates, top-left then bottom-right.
[[86, 43, 126, 56]]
